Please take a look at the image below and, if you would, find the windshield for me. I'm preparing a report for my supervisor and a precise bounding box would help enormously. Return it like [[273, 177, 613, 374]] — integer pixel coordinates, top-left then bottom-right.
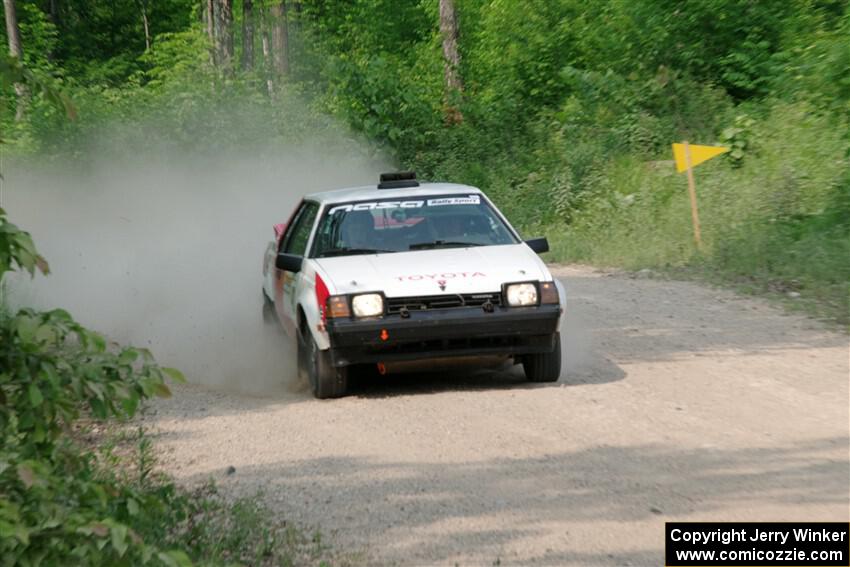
[[311, 194, 518, 258]]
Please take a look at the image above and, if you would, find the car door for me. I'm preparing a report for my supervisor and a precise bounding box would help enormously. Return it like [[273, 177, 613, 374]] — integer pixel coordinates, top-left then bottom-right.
[[275, 200, 319, 334]]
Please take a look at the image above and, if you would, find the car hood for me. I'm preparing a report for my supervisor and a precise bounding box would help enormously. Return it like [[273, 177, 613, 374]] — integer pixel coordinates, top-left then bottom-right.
[[314, 244, 550, 297]]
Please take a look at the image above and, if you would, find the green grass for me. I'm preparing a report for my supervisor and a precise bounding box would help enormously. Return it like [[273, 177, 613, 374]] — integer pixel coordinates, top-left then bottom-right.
[[543, 101, 850, 328]]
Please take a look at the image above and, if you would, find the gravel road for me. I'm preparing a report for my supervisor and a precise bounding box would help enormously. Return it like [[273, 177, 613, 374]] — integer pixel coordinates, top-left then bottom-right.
[[147, 265, 849, 566]]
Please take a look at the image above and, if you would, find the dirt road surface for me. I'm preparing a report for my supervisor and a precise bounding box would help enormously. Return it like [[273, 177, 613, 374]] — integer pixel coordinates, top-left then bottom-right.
[[148, 265, 849, 566]]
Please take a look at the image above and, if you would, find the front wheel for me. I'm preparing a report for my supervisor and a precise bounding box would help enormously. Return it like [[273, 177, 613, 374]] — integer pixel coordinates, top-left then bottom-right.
[[523, 333, 562, 383], [298, 327, 348, 399]]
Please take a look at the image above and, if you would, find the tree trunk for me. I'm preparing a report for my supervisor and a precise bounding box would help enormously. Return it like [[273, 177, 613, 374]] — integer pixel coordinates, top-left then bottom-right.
[[217, 0, 234, 69], [439, 0, 463, 123], [110, 2, 117, 55], [138, 0, 151, 51], [3, 0, 27, 121], [270, 1, 289, 77], [261, 10, 273, 94], [46, 0, 59, 61], [242, 0, 254, 71], [205, 0, 216, 65], [3, 0, 22, 60], [291, 1, 302, 31], [48, 0, 59, 25]]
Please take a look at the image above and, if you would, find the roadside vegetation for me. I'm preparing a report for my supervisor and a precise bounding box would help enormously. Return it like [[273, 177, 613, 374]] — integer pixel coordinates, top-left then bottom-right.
[[0, 209, 348, 565], [0, 1, 846, 561]]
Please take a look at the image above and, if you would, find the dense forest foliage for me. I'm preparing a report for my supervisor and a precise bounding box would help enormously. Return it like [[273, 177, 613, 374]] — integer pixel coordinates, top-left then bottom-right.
[[0, 1, 848, 563], [3, 0, 847, 324]]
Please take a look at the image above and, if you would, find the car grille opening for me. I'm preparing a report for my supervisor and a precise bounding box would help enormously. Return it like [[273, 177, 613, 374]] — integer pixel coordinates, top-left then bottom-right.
[[386, 292, 502, 314]]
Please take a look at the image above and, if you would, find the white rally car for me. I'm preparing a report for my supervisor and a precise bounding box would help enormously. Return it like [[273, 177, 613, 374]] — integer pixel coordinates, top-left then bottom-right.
[[262, 172, 565, 398]]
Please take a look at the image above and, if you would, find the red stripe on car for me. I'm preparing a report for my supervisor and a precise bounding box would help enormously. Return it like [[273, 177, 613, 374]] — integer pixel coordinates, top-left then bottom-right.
[[315, 272, 330, 323]]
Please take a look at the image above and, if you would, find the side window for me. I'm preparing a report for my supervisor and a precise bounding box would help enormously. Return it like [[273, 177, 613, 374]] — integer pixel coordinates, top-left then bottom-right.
[[283, 202, 319, 256]]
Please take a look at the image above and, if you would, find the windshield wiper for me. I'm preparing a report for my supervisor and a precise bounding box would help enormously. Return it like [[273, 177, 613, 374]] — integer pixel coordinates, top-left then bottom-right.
[[409, 240, 484, 250], [319, 247, 395, 257]]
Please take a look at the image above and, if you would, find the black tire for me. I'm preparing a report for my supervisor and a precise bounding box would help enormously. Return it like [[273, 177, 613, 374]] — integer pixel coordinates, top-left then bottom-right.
[[523, 332, 562, 383], [262, 290, 276, 325], [298, 326, 348, 399]]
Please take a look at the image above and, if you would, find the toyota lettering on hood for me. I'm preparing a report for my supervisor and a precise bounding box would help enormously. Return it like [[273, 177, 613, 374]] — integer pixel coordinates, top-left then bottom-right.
[[395, 271, 486, 292], [314, 244, 550, 297]]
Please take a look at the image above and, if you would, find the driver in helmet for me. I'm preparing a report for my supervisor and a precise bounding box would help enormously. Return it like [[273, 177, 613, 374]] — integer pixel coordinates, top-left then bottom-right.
[[341, 211, 378, 249]]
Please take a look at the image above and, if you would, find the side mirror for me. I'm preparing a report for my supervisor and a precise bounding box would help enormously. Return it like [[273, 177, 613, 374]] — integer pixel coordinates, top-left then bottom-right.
[[525, 237, 549, 254], [276, 253, 303, 272]]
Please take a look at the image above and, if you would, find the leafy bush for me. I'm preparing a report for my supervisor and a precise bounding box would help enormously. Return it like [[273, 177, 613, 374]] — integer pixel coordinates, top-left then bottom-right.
[[0, 208, 194, 565]]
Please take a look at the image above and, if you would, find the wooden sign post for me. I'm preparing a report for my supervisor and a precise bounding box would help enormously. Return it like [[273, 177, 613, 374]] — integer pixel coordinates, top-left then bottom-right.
[[672, 141, 729, 250], [683, 142, 702, 249]]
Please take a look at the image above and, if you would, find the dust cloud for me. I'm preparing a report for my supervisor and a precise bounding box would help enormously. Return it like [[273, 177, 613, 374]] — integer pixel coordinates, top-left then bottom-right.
[[2, 147, 389, 396]]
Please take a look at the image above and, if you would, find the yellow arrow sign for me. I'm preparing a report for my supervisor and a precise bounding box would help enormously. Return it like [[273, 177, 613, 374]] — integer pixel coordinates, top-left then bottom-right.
[[672, 143, 729, 173]]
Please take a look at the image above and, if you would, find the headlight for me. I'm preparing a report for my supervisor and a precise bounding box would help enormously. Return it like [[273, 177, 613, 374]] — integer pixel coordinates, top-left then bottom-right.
[[505, 283, 538, 306], [351, 293, 384, 317]]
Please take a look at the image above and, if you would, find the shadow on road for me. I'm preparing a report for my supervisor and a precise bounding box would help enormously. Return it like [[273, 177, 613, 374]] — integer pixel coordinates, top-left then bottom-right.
[[555, 267, 848, 366], [157, 322, 627, 408], [349, 322, 627, 397], [181, 436, 849, 565]]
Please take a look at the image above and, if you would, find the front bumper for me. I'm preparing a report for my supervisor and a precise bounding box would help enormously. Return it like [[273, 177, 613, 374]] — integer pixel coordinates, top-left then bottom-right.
[[326, 305, 561, 367]]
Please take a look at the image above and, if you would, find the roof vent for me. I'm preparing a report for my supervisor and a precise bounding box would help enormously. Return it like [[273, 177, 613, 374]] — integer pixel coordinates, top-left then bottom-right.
[[378, 171, 419, 189]]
